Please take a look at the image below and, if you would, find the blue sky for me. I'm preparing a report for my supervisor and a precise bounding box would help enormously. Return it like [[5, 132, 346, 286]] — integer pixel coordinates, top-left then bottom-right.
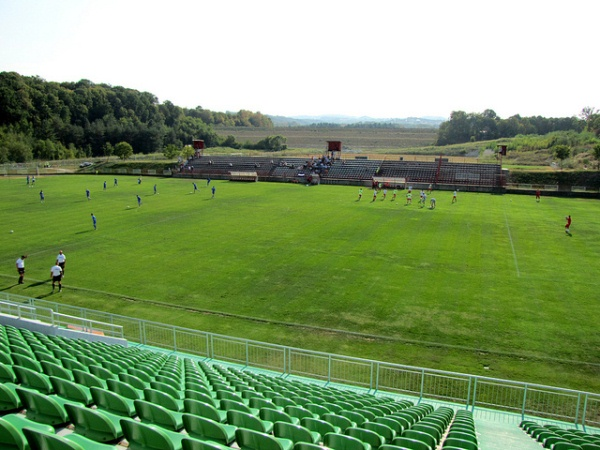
[[0, 0, 598, 119]]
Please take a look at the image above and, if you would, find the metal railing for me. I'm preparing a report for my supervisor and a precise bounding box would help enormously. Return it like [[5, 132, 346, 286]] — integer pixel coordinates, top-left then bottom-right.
[[1, 292, 598, 430]]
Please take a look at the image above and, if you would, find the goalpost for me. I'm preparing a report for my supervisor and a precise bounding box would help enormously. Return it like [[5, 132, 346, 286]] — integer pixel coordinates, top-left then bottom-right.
[[372, 176, 406, 189]]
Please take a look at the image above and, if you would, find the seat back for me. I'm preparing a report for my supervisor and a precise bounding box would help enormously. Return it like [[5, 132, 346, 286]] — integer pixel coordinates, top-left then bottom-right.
[[119, 372, 149, 390], [11, 353, 42, 372], [13, 365, 53, 394], [346, 427, 385, 448], [0, 362, 17, 383], [392, 436, 432, 450], [403, 429, 436, 449], [322, 413, 355, 432], [41, 361, 74, 381], [23, 427, 84, 450], [182, 413, 235, 445], [181, 438, 230, 450], [150, 381, 183, 400], [323, 432, 369, 450], [286, 405, 316, 421], [260, 407, 297, 424], [340, 411, 367, 426], [72, 369, 106, 389], [0, 384, 21, 412], [64, 403, 122, 443], [235, 427, 291, 450], [143, 388, 182, 412], [362, 421, 396, 442], [301, 417, 341, 436], [15, 387, 69, 426], [120, 418, 176, 450], [49, 376, 93, 405], [183, 399, 226, 422], [89, 364, 117, 381], [90, 386, 136, 417], [273, 421, 320, 445], [134, 399, 183, 431], [107, 379, 143, 400], [0, 417, 27, 450], [226, 409, 272, 433]]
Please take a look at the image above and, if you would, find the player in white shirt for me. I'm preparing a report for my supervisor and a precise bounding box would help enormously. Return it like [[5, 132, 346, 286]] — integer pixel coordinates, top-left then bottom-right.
[[56, 250, 66, 276], [50, 264, 63, 292], [16, 256, 26, 284]]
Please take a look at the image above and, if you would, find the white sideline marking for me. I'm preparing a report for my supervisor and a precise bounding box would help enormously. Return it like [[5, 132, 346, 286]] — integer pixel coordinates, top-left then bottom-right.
[[504, 208, 520, 278]]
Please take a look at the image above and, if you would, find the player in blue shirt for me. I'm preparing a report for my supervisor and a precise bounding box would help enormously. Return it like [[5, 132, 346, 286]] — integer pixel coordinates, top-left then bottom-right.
[[91, 213, 97, 230]]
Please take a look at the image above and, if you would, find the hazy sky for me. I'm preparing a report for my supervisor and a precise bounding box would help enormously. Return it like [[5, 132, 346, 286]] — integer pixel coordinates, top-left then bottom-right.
[[1, 0, 598, 119]]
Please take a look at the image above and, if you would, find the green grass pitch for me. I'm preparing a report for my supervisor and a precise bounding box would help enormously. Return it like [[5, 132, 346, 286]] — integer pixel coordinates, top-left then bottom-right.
[[1, 175, 599, 392]]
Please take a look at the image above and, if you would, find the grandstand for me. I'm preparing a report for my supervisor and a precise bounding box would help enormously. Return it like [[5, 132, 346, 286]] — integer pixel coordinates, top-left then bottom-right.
[[0, 294, 598, 450], [176, 156, 503, 191]]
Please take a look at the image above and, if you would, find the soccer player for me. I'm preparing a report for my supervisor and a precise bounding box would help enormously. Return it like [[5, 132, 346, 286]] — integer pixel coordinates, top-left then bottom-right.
[[137, 177, 142, 184], [207, 177, 211, 186], [372, 189, 378, 202], [114, 178, 118, 186], [193, 182, 198, 193], [16, 255, 26, 284], [382, 189, 387, 200], [406, 192, 412, 205], [137, 195, 142, 207], [103, 181, 107, 190], [56, 250, 66, 276], [565, 215, 572, 236], [357, 188, 363, 201], [211, 186, 216, 198], [421, 192, 427, 208], [39, 190, 45, 203], [535, 190, 541, 202], [154, 184, 157, 194], [91, 213, 97, 230], [428, 183, 433, 194], [430, 197, 436, 209], [392, 189, 397, 201], [452, 190, 457, 203], [86, 189, 91, 200], [50, 263, 63, 292]]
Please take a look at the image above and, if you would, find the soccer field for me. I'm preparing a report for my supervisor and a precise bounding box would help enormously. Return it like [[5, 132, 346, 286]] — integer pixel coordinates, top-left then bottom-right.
[[1, 175, 599, 392]]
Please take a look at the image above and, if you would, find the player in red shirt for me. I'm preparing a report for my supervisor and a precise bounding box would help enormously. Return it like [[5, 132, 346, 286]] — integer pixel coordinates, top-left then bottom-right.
[[565, 215, 572, 236], [535, 190, 541, 202]]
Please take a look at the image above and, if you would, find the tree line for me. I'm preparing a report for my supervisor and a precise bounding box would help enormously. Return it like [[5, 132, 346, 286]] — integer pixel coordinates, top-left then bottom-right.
[[0, 71, 273, 162], [435, 108, 600, 145]]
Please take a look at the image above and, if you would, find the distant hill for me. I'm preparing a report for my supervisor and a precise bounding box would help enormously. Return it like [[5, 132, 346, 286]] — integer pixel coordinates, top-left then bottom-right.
[[268, 114, 445, 128]]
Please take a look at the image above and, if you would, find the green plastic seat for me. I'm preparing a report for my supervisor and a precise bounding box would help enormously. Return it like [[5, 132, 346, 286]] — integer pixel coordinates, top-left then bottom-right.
[[181, 438, 231, 450], [551, 443, 583, 450], [11, 353, 42, 372], [41, 361, 74, 382], [120, 417, 186, 450], [127, 367, 153, 383], [60, 358, 88, 373], [340, 411, 367, 427], [274, 421, 321, 445], [323, 432, 372, 450], [248, 397, 279, 411], [64, 403, 123, 443], [49, 376, 93, 406], [13, 366, 54, 394], [150, 381, 184, 400], [0, 383, 22, 412], [235, 427, 294, 450], [0, 414, 54, 450], [119, 372, 150, 390], [15, 387, 73, 426], [392, 436, 433, 450], [182, 413, 236, 445], [286, 405, 318, 421], [89, 365, 118, 381], [0, 362, 18, 383], [260, 407, 301, 425], [226, 409, 274, 434], [411, 423, 441, 445], [72, 369, 106, 390], [305, 403, 330, 417], [346, 427, 386, 449], [220, 399, 259, 416], [23, 427, 120, 450], [301, 417, 342, 436], [134, 399, 184, 431], [362, 422, 396, 443], [106, 378, 144, 401], [91, 387, 136, 417], [185, 390, 219, 408], [402, 429, 436, 449], [322, 414, 356, 433], [442, 437, 478, 449], [183, 399, 227, 423]]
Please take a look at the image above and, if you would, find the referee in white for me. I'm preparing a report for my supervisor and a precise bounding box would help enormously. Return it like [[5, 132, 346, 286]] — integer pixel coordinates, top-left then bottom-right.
[[56, 250, 66, 276]]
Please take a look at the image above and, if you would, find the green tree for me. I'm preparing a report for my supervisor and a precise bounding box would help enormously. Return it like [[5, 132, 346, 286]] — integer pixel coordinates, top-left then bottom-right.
[[553, 144, 571, 169], [163, 144, 180, 159], [103, 142, 113, 161], [180, 145, 194, 160], [593, 143, 600, 170], [114, 141, 133, 160]]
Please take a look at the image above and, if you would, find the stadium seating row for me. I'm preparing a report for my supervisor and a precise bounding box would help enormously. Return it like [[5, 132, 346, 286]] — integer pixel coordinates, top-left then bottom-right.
[[519, 419, 600, 449], [0, 323, 481, 450]]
